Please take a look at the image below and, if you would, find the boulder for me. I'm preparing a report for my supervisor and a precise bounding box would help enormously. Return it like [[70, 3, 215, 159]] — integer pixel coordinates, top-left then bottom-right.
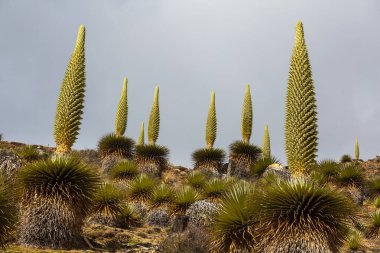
[[147, 208, 170, 227], [185, 200, 218, 227], [263, 163, 291, 180], [0, 149, 22, 181]]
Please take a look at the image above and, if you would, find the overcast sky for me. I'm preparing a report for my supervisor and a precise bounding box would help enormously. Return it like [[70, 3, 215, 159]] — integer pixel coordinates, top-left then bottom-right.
[[0, 0, 379, 167]]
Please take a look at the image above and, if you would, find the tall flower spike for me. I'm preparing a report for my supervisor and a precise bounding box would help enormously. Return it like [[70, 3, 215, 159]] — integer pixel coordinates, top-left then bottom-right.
[[241, 84, 253, 143], [205, 91, 217, 149], [137, 122, 145, 145], [54, 25, 86, 154], [284, 21, 318, 175], [355, 137, 359, 160], [148, 86, 160, 145], [114, 77, 128, 136], [262, 125, 271, 159]]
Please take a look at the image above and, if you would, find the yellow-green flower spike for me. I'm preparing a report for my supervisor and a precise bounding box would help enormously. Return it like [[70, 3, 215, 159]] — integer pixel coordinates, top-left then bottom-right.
[[54, 25, 86, 154], [205, 91, 217, 149], [262, 125, 271, 159], [114, 77, 128, 136], [355, 137, 359, 160], [241, 84, 253, 144], [285, 21, 318, 175], [148, 86, 160, 145], [137, 122, 145, 145]]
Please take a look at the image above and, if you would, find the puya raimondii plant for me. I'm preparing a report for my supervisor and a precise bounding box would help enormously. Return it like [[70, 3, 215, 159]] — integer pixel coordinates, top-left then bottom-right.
[[54, 25, 86, 154], [192, 91, 225, 174], [284, 21, 318, 175]]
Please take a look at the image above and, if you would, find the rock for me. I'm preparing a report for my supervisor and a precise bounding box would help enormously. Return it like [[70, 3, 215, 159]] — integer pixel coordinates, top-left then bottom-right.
[[172, 214, 189, 233], [147, 208, 170, 227], [263, 163, 291, 180], [0, 149, 22, 180], [132, 202, 149, 219], [185, 200, 218, 227]]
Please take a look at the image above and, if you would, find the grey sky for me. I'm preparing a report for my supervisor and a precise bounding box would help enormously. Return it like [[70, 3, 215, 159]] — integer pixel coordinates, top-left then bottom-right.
[[0, 0, 379, 167]]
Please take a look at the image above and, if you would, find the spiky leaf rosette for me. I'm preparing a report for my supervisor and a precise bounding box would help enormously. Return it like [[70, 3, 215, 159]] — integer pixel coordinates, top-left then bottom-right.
[[229, 140, 262, 164], [54, 25, 86, 154], [137, 122, 145, 145], [114, 78, 128, 136], [18, 157, 100, 248], [186, 171, 207, 189], [134, 144, 169, 175], [148, 86, 160, 145], [337, 163, 365, 187], [206, 91, 217, 148], [210, 183, 257, 253], [19, 157, 99, 214], [251, 156, 280, 177], [192, 147, 225, 174], [311, 159, 340, 184], [255, 179, 355, 252], [355, 137, 359, 160], [110, 160, 139, 181], [0, 174, 17, 249], [98, 133, 135, 159], [150, 184, 174, 207], [241, 85, 253, 143], [173, 186, 199, 214], [127, 174, 157, 202], [92, 183, 124, 220], [284, 21, 318, 175], [261, 125, 270, 159], [202, 178, 228, 200]]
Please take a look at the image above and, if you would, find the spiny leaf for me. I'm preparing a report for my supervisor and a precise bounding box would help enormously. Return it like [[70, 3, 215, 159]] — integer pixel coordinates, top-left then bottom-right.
[[54, 25, 86, 154], [114, 77, 128, 136]]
